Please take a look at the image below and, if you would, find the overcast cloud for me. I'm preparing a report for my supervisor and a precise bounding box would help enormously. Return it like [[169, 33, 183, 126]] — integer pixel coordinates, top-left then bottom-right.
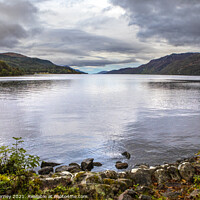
[[0, 0, 200, 73]]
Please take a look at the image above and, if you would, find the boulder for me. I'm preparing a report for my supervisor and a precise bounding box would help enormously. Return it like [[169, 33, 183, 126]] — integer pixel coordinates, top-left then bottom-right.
[[122, 151, 131, 159], [103, 178, 129, 194], [55, 165, 81, 173], [131, 169, 152, 186], [167, 166, 181, 181], [93, 162, 103, 167], [38, 166, 53, 175], [69, 162, 80, 168], [178, 162, 195, 181], [73, 171, 88, 183], [139, 194, 152, 200], [39, 176, 72, 190], [118, 189, 138, 200], [41, 161, 60, 168], [85, 174, 102, 184], [100, 170, 118, 179], [77, 184, 114, 199], [116, 162, 128, 169], [154, 169, 171, 184], [81, 158, 94, 171]]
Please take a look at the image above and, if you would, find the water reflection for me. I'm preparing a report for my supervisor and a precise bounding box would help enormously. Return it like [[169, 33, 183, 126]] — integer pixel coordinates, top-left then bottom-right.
[[146, 80, 200, 90], [0, 75, 200, 171]]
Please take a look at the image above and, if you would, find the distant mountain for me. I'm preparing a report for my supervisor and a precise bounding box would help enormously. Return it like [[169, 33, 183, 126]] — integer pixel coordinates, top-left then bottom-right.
[[0, 60, 24, 76], [0, 52, 85, 75], [102, 53, 200, 75], [97, 71, 108, 74]]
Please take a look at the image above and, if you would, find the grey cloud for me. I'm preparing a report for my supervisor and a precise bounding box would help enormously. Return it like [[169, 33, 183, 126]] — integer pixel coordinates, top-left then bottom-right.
[[68, 58, 136, 67], [110, 0, 200, 46], [0, 22, 28, 48], [40, 28, 145, 54], [0, 0, 39, 48], [0, 0, 37, 24]]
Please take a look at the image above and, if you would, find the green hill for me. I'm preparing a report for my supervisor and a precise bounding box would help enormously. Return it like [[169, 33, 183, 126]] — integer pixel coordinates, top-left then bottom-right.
[[104, 53, 200, 75], [0, 60, 24, 76], [0, 53, 84, 75]]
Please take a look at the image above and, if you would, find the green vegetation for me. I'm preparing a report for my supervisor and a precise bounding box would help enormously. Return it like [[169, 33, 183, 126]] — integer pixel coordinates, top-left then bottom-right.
[[0, 61, 24, 76], [0, 137, 40, 195], [0, 53, 85, 75]]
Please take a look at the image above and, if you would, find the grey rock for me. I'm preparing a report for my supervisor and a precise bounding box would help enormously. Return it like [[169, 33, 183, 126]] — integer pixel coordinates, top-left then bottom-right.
[[77, 184, 114, 199], [135, 163, 149, 168], [154, 169, 171, 184], [117, 178, 132, 188], [38, 166, 53, 175], [139, 194, 152, 200], [41, 161, 60, 168], [93, 162, 103, 167], [55, 165, 81, 173], [69, 162, 80, 168], [167, 166, 181, 181], [39, 177, 72, 190], [81, 158, 94, 171], [178, 162, 195, 181], [122, 151, 131, 159], [101, 170, 118, 179], [131, 169, 152, 186], [85, 174, 102, 184], [73, 172, 88, 183], [118, 189, 137, 200], [116, 162, 128, 169]]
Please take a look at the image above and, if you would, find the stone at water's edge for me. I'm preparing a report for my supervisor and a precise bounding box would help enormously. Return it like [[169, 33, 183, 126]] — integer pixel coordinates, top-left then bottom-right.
[[34, 156, 200, 200], [81, 158, 94, 171], [167, 165, 181, 181], [38, 166, 53, 175], [41, 161, 60, 168], [115, 162, 128, 169], [55, 165, 81, 173], [93, 162, 103, 166], [130, 168, 152, 186], [154, 169, 171, 184], [122, 151, 131, 159], [69, 163, 80, 168], [178, 162, 195, 181]]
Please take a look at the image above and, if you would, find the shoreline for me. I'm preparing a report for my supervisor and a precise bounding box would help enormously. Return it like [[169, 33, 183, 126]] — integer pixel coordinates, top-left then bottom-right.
[[33, 154, 200, 199]]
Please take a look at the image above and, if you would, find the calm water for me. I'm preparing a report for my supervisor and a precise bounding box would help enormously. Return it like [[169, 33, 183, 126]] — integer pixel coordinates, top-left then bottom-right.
[[0, 74, 200, 171]]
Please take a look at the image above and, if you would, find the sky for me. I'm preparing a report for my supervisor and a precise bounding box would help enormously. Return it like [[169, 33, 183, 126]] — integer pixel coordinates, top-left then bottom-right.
[[0, 0, 200, 73]]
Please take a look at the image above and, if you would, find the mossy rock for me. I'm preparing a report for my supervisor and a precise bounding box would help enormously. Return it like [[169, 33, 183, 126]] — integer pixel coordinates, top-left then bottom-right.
[[86, 174, 102, 184], [117, 178, 133, 188], [73, 171, 87, 183], [77, 183, 114, 199], [100, 170, 118, 179], [103, 178, 128, 194]]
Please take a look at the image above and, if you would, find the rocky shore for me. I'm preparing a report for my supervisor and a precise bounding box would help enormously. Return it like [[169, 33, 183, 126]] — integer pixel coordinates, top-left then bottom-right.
[[33, 153, 200, 199]]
